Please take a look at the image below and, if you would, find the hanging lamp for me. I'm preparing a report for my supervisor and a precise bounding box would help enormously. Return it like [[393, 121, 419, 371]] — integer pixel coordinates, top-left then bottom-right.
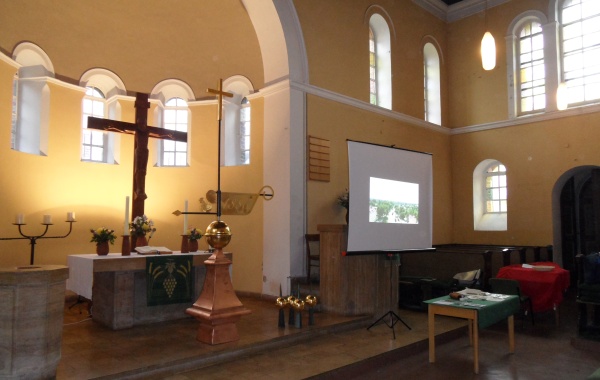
[[481, 1, 496, 70]]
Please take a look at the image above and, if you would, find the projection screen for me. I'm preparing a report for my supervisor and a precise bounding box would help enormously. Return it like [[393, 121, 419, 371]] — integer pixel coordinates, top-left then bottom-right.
[[346, 140, 433, 253]]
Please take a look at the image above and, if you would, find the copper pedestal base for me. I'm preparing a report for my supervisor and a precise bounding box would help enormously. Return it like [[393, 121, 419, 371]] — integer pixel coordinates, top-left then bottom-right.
[[186, 248, 251, 345]]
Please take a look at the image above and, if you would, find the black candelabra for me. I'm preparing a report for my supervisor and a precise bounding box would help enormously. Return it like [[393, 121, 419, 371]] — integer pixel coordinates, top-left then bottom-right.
[[1, 219, 76, 265]]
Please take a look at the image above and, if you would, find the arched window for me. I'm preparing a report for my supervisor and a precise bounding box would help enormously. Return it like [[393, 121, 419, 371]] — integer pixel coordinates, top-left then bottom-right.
[[79, 68, 126, 164], [162, 97, 189, 166], [369, 28, 377, 105], [151, 79, 194, 167], [81, 87, 107, 162], [473, 160, 507, 231], [518, 21, 546, 114], [368, 13, 392, 110], [11, 72, 18, 150], [560, 0, 600, 106], [222, 76, 253, 167], [423, 42, 441, 125], [11, 42, 53, 156], [239, 97, 251, 165]]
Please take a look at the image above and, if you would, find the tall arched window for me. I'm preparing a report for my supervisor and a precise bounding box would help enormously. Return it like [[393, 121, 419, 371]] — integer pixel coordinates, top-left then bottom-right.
[[162, 98, 189, 166], [561, 0, 600, 106], [222, 76, 253, 167], [79, 68, 126, 164], [473, 160, 508, 231], [81, 87, 107, 162], [423, 42, 441, 125], [239, 97, 251, 165], [369, 28, 377, 105], [11, 72, 18, 150], [518, 21, 545, 114], [368, 13, 391, 110], [151, 79, 194, 167], [11, 42, 53, 156]]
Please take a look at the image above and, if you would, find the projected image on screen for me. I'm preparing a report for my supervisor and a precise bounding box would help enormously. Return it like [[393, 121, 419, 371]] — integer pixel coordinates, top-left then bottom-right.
[[369, 177, 419, 224]]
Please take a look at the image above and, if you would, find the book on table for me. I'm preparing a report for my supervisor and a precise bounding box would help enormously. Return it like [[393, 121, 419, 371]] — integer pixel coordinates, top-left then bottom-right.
[[135, 246, 173, 255]]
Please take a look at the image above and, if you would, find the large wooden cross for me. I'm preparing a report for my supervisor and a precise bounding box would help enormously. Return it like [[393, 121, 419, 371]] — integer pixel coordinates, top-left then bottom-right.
[[87, 93, 188, 219]]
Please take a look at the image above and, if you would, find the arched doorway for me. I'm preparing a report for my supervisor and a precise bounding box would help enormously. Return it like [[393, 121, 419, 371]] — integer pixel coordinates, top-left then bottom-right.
[[553, 166, 600, 284]]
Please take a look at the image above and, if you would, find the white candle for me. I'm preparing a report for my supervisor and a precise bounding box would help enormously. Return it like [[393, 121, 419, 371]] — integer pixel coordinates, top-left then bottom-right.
[[43, 214, 52, 224], [66, 212, 75, 222], [124, 196, 130, 235], [183, 200, 188, 234], [15, 213, 24, 224]]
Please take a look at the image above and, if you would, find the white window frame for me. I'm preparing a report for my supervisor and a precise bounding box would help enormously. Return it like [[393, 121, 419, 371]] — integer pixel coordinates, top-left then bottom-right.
[[81, 87, 108, 163], [79, 68, 126, 164], [423, 41, 441, 125], [368, 13, 392, 110], [161, 98, 189, 167], [473, 159, 508, 231], [222, 76, 254, 167]]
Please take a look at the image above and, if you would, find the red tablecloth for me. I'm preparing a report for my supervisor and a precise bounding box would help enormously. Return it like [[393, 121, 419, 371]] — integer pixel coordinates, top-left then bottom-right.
[[496, 262, 570, 313]]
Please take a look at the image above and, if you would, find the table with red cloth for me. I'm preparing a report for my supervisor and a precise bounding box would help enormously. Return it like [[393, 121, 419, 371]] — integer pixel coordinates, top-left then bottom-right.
[[496, 262, 570, 313]]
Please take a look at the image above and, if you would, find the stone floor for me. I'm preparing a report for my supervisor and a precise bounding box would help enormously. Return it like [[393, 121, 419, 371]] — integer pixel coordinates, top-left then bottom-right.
[[57, 288, 599, 379]]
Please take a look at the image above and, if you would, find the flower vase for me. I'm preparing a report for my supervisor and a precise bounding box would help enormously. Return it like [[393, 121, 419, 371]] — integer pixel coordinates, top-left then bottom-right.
[[189, 239, 199, 252], [96, 241, 109, 256], [136, 235, 148, 247]]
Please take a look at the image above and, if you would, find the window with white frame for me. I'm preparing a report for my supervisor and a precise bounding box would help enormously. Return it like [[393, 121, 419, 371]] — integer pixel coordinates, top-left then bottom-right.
[[161, 97, 188, 166], [239, 97, 251, 165], [423, 42, 441, 125], [369, 28, 378, 105], [11, 72, 18, 150], [518, 21, 546, 114], [11, 42, 52, 156], [81, 87, 108, 162], [221, 76, 253, 167], [561, 0, 600, 106], [485, 163, 507, 213], [473, 160, 507, 231], [368, 13, 391, 109]]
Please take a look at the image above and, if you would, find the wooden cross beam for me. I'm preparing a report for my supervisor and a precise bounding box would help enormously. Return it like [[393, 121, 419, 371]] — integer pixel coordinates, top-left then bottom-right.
[[87, 92, 188, 219]]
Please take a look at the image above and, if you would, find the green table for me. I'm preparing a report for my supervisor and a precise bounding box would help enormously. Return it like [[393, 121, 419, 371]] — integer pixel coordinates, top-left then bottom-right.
[[424, 295, 520, 374]]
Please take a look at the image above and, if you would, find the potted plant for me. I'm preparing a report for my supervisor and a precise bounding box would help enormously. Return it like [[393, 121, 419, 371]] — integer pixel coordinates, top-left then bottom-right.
[[129, 215, 156, 247], [337, 189, 349, 223], [187, 227, 202, 252], [90, 227, 116, 255]]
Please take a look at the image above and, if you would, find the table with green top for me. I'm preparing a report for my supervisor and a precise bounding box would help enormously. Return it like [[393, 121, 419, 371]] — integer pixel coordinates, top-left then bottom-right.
[[424, 294, 520, 374]]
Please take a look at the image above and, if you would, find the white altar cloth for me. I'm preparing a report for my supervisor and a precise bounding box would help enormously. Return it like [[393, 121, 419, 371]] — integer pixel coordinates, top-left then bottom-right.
[[67, 251, 210, 300]]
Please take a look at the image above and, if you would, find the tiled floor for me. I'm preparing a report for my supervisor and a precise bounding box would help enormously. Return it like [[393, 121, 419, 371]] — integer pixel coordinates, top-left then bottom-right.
[[57, 288, 599, 380]]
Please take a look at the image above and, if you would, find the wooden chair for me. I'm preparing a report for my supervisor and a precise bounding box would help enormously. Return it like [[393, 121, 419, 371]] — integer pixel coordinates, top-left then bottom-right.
[[306, 234, 320, 283], [489, 277, 534, 325]]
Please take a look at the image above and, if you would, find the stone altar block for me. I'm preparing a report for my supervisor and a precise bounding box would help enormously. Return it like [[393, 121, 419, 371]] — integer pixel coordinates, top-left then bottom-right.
[[67, 252, 231, 330], [0, 265, 69, 380]]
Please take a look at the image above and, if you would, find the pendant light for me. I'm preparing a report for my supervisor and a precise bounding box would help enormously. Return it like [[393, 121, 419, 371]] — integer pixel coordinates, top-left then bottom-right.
[[481, 1, 496, 71]]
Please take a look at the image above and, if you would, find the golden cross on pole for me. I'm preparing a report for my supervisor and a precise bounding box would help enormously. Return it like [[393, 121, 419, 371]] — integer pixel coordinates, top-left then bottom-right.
[[207, 79, 234, 121], [206, 79, 234, 218]]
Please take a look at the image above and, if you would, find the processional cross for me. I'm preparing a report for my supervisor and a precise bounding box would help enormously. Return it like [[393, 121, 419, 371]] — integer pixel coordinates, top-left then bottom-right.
[[87, 93, 187, 219], [206, 79, 233, 219]]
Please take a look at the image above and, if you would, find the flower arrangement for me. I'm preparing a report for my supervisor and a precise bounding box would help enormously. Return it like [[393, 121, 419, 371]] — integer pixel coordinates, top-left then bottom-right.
[[129, 215, 156, 237], [90, 227, 117, 245], [187, 227, 202, 241], [337, 189, 349, 209]]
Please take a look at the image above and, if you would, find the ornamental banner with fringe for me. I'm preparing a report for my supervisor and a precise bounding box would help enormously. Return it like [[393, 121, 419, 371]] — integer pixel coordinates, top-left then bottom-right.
[[146, 255, 194, 306]]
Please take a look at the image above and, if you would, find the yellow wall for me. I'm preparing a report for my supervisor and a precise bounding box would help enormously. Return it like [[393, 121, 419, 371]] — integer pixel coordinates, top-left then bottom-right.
[[0, 59, 265, 293], [305, 95, 454, 244], [295, 0, 448, 122]]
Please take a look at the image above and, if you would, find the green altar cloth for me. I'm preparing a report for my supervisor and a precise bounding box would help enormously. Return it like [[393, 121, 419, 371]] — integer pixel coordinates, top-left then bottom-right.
[[146, 255, 194, 306], [424, 295, 519, 328]]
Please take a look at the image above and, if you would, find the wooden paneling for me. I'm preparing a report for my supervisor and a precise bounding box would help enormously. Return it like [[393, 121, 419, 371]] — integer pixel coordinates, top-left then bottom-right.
[[317, 224, 395, 317]]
